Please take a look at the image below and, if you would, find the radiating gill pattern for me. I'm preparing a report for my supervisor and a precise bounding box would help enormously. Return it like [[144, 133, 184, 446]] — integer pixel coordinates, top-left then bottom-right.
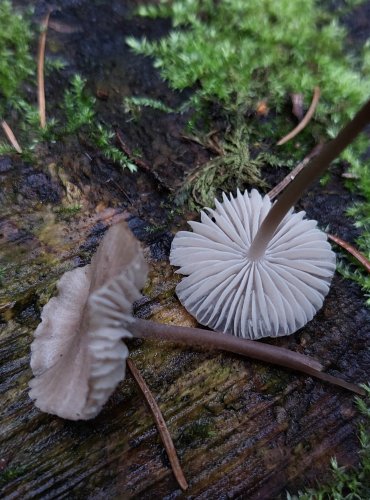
[[170, 189, 336, 339]]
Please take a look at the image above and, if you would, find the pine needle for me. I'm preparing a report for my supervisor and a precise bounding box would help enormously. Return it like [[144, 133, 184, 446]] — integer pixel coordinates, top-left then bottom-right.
[[37, 10, 51, 128], [127, 359, 188, 491], [1, 120, 22, 153], [328, 233, 370, 274]]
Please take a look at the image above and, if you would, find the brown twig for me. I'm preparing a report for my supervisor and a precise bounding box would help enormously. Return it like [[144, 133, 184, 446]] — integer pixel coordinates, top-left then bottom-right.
[[127, 359, 188, 491], [277, 87, 321, 146], [1, 120, 22, 153], [328, 233, 370, 274], [181, 130, 224, 156], [267, 144, 323, 201], [37, 10, 51, 129], [116, 130, 167, 189], [116, 130, 152, 173]]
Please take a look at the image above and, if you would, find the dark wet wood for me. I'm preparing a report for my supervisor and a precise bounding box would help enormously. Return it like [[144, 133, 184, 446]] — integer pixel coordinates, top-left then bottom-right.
[[1, 1, 369, 499]]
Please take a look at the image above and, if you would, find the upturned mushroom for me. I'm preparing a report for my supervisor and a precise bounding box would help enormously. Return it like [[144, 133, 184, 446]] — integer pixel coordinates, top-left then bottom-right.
[[29, 222, 148, 420], [170, 99, 370, 340]]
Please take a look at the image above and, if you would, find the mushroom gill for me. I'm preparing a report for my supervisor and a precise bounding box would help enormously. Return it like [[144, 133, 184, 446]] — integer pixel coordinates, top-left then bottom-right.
[[170, 99, 370, 340], [29, 222, 148, 420], [170, 189, 335, 339]]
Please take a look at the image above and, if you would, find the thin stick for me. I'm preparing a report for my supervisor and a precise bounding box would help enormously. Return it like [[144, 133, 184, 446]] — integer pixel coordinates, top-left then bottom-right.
[[131, 319, 365, 396], [116, 129, 166, 187], [267, 144, 322, 201], [127, 359, 188, 491], [328, 233, 370, 273], [277, 87, 321, 145], [248, 99, 370, 260], [116, 130, 152, 174], [1, 120, 22, 153], [37, 11, 51, 129]]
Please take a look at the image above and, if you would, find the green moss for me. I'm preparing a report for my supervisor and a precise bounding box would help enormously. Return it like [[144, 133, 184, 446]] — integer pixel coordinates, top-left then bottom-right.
[[123, 96, 175, 117], [0, 0, 33, 108], [176, 124, 293, 208], [177, 418, 215, 446], [92, 123, 136, 172], [0, 3, 135, 173], [128, 0, 370, 204], [50, 75, 136, 171], [2, 69, 136, 171], [129, 0, 369, 123], [0, 465, 27, 487], [55, 204, 82, 219], [63, 74, 96, 135]]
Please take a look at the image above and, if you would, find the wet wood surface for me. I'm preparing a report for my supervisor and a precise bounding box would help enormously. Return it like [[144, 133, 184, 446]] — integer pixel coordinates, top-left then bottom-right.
[[1, 1, 370, 498]]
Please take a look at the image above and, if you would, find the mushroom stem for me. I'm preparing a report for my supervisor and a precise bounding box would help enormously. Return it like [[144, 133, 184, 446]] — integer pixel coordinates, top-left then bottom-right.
[[248, 98, 370, 260], [130, 319, 365, 396]]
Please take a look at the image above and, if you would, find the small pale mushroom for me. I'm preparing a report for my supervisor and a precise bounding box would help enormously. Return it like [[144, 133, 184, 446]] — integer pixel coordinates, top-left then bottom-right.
[[29, 222, 148, 420], [170, 99, 370, 340], [170, 189, 335, 339]]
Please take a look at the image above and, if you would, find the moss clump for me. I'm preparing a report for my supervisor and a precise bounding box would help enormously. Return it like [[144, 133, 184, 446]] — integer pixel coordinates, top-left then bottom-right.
[[127, 0, 370, 205], [0, 3, 135, 172], [0, 0, 33, 106], [128, 0, 369, 132], [0, 465, 27, 487], [177, 418, 215, 446], [176, 124, 291, 208]]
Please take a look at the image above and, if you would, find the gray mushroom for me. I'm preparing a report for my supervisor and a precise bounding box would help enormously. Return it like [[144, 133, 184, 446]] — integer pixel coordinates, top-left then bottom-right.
[[29, 222, 148, 420], [170, 99, 370, 340]]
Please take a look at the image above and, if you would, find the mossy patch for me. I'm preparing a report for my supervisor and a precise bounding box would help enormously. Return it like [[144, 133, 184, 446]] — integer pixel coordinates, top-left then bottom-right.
[[128, 0, 370, 205], [0, 1, 32, 106], [0, 2, 135, 172]]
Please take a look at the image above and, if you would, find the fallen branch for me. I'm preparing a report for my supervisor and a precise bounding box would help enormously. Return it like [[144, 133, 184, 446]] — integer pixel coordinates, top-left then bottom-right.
[[127, 358, 188, 491], [328, 233, 370, 274], [37, 10, 51, 129], [277, 87, 321, 146], [1, 120, 22, 153], [267, 144, 323, 201]]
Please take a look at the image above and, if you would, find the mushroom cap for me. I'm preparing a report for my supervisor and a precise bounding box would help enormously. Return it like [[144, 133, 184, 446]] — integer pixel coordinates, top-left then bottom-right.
[[170, 189, 336, 340], [29, 222, 148, 420]]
